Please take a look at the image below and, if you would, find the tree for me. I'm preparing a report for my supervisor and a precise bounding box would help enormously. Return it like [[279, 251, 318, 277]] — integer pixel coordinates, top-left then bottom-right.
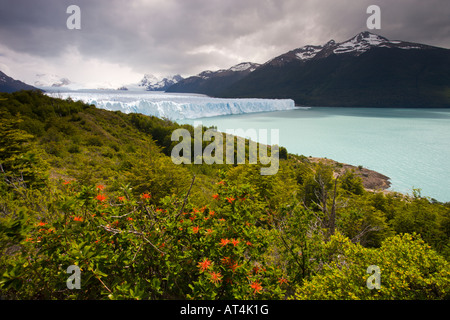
[[0, 113, 49, 189]]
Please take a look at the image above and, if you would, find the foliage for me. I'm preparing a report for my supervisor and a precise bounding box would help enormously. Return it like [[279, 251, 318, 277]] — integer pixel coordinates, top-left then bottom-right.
[[293, 233, 450, 300], [0, 91, 449, 300]]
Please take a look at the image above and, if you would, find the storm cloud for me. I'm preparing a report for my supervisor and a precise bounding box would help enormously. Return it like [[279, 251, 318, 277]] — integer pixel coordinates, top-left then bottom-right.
[[0, 0, 449, 85]]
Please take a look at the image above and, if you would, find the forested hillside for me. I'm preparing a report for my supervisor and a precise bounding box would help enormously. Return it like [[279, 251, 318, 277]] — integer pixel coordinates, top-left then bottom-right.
[[0, 90, 449, 300]]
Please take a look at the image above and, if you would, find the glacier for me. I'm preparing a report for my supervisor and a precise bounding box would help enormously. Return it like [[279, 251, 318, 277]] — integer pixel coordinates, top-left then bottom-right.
[[45, 90, 295, 120]]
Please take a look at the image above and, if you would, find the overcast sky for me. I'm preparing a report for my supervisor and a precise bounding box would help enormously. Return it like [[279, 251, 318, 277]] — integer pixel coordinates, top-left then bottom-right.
[[0, 0, 449, 87]]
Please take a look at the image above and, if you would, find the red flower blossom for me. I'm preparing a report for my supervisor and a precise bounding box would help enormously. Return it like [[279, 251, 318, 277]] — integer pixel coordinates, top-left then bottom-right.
[[219, 238, 230, 247], [118, 196, 125, 202], [221, 256, 231, 265], [96, 184, 105, 190], [63, 180, 71, 185], [212, 194, 219, 200], [250, 281, 263, 294], [37, 221, 46, 227], [209, 271, 222, 284], [231, 238, 240, 246], [206, 229, 214, 236], [229, 261, 239, 272], [127, 217, 133, 221], [246, 241, 252, 246], [226, 197, 235, 204], [197, 258, 212, 272], [73, 216, 83, 222], [278, 277, 289, 285], [141, 193, 151, 200], [209, 211, 215, 216], [192, 226, 200, 234], [217, 180, 225, 185], [96, 194, 107, 202]]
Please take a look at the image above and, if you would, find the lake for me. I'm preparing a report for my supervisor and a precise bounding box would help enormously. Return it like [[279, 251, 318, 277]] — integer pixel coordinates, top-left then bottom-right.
[[178, 107, 450, 202]]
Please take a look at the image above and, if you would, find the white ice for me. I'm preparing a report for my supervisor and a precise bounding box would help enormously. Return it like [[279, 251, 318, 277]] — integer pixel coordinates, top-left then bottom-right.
[[45, 90, 296, 120]]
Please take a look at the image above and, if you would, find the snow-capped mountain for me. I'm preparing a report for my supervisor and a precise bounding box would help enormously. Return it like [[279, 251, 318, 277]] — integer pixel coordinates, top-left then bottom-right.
[[195, 62, 261, 80], [139, 74, 184, 91], [219, 31, 450, 108], [266, 31, 436, 66], [166, 62, 261, 95]]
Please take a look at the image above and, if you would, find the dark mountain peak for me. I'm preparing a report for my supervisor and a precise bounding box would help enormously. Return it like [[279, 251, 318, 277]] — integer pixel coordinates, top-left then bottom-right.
[[0, 70, 40, 93], [324, 39, 336, 47], [353, 31, 389, 43], [166, 61, 261, 95], [219, 32, 450, 108]]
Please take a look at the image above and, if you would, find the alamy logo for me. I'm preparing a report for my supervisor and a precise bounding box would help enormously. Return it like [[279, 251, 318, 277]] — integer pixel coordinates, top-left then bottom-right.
[[171, 122, 280, 175], [66, 5, 81, 30], [366, 265, 381, 290], [66, 265, 81, 289], [367, 5, 381, 30]]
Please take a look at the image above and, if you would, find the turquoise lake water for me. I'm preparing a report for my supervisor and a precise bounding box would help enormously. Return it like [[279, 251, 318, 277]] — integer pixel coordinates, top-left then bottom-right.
[[178, 107, 450, 202]]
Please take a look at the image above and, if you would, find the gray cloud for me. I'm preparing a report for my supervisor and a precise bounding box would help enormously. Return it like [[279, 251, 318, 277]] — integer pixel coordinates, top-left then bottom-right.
[[0, 0, 449, 82]]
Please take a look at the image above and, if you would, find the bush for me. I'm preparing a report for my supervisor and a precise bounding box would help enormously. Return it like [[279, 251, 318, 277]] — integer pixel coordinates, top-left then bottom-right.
[[293, 233, 450, 300]]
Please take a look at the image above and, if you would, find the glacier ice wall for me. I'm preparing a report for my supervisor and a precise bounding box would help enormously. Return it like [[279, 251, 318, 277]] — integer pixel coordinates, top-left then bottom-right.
[[45, 90, 295, 120]]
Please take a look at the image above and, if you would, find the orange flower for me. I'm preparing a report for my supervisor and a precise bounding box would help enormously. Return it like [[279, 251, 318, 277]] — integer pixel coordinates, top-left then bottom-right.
[[118, 196, 125, 202], [212, 194, 219, 200], [73, 216, 83, 222], [63, 180, 71, 185], [37, 221, 46, 227], [250, 281, 263, 294], [278, 277, 289, 285], [96, 194, 107, 202], [209, 211, 215, 216], [246, 241, 252, 246], [217, 180, 225, 185], [197, 258, 212, 272], [226, 197, 235, 204], [206, 229, 214, 236], [96, 184, 105, 190], [141, 193, 151, 200], [192, 226, 200, 234], [209, 271, 222, 284], [127, 217, 133, 221], [220, 238, 230, 247], [221, 256, 231, 265], [229, 261, 239, 272], [231, 238, 240, 246]]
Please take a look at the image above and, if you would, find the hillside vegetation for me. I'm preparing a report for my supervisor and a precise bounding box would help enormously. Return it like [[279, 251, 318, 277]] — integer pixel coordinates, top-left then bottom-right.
[[0, 90, 449, 299]]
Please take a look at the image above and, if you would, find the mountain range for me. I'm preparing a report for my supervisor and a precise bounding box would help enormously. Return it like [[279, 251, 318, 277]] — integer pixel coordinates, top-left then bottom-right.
[[0, 70, 40, 93], [1, 31, 450, 107], [166, 62, 261, 96], [138, 74, 184, 91], [169, 31, 450, 108]]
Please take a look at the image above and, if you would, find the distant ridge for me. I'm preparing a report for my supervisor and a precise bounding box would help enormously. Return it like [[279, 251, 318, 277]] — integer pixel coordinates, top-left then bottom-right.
[[0, 70, 40, 93], [166, 62, 261, 96], [168, 32, 450, 108]]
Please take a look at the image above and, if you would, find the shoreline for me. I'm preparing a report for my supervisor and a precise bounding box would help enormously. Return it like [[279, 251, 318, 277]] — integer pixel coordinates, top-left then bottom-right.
[[308, 157, 391, 192]]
